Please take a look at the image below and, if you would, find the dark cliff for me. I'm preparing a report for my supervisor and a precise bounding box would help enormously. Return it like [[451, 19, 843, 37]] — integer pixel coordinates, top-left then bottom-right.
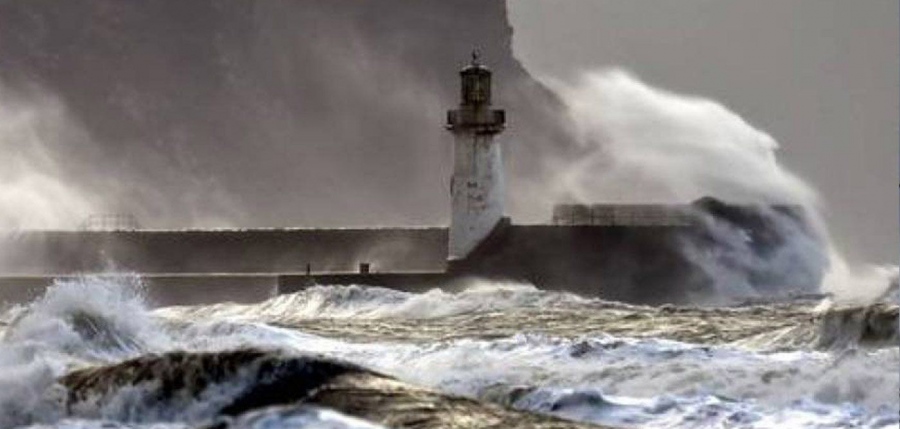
[[0, 0, 575, 228]]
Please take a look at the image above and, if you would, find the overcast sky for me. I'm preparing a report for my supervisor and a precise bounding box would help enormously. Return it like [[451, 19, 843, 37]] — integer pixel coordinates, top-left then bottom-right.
[[508, 0, 899, 265]]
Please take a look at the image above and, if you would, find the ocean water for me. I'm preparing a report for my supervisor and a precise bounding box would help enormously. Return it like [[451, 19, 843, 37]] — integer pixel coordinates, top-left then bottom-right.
[[0, 277, 897, 429]]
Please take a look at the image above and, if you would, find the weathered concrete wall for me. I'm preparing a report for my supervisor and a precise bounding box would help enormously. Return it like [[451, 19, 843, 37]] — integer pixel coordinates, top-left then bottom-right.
[[0, 228, 447, 275], [276, 223, 705, 304], [449, 222, 702, 304], [0, 224, 701, 305], [449, 133, 505, 260], [142, 274, 277, 307], [0, 276, 51, 305]]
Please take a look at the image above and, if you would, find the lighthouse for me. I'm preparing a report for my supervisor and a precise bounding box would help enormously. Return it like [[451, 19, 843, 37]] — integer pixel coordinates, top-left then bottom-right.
[[446, 52, 506, 260]]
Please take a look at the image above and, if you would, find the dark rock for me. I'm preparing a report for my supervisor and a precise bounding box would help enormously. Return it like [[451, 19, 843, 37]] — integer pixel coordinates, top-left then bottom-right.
[[59, 348, 609, 428]]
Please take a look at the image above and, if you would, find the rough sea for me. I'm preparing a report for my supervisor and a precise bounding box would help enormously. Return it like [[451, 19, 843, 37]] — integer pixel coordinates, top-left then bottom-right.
[[0, 276, 896, 429]]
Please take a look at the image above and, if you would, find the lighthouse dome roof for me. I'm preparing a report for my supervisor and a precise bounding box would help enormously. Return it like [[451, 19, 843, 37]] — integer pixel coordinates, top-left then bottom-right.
[[461, 50, 490, 74]]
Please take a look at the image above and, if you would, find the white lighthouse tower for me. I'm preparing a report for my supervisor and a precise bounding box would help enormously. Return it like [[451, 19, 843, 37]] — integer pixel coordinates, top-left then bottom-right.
[[446, 52, 506, 260]]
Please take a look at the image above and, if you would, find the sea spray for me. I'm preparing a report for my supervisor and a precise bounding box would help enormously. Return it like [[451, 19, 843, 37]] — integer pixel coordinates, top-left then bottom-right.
[[679, 201, 828, 303], [540, 69, 897, 302], [4, 275, 166, 360], [0, 276, 164, 428], [0, 81, 98, 230], [157, 281, 595, 322], [0, 279, 393, 428], [544, 70, 817, 206]]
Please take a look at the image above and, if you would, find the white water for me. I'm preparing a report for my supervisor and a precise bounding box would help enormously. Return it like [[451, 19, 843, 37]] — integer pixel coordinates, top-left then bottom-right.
[[17, 407, 384, 429], [156, 282, 599, 321], [539, 69, 899, 304], [174, 322, 898, 428], [1, 278, 895, 428]]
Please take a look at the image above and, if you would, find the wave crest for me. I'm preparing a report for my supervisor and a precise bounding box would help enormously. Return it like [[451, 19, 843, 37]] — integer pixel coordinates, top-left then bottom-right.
[[3, 275, 165, 361], [158, 281, 596, 322]]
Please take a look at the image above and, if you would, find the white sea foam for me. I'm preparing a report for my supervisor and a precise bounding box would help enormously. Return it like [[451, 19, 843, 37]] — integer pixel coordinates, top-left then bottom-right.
[[215, 405, 387, 429], [164, 307, 899, 429], [3, 277, 898, 428], [346, 335, 897, 416], [0, 282, 379, 428], [4, 275, 168, 361], [157, 281, 599, 321], [18, 405, 384, 429], [516, 388, 895, 428], [0, 277, 180, 428]]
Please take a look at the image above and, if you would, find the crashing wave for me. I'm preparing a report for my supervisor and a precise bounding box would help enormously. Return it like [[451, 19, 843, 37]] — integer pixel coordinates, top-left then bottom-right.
[[505, 386, 896, 429], [3, 276, 166, 361], [157, 282, 605, 322], [814, 302, 899, 349], [0, 276, 175, 428], [2, 277, 896, 429], [158, 283, 897, 351]]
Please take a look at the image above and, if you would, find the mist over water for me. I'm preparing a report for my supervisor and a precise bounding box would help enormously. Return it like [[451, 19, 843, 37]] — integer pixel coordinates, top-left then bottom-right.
[[0, 82, 97, 229], [0, 0, 560, 231], [0, 79, 245, 231]]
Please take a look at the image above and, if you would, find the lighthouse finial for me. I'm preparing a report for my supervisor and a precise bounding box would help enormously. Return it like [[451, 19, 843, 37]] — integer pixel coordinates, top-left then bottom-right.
[[471, 49, 480, 65]]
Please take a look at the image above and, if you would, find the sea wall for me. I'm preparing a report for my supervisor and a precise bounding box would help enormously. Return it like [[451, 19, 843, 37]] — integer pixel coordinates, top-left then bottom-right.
[[0, 200, 826, 306], [451, 222, 701, 304], [0, 227, 446, 306], [0, 224, 700, 305], [0, 228, 447, 275]]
